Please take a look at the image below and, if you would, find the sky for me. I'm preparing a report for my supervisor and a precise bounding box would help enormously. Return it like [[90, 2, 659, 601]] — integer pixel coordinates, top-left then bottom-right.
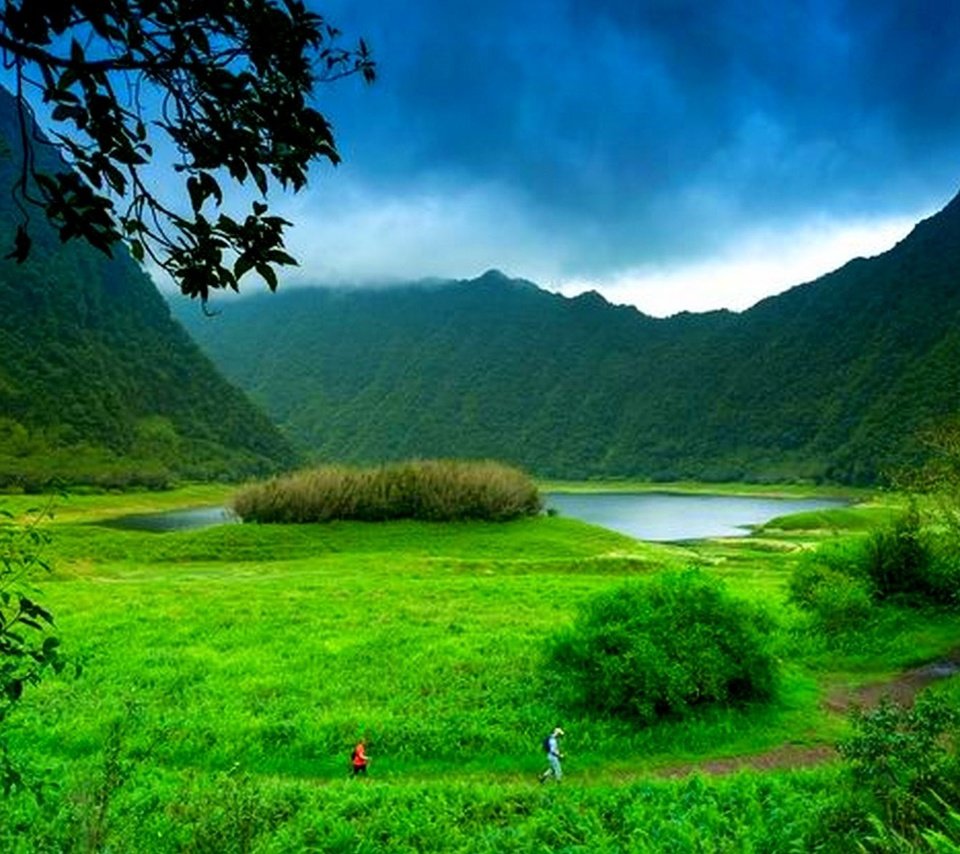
[[259, 0, 960, 316]]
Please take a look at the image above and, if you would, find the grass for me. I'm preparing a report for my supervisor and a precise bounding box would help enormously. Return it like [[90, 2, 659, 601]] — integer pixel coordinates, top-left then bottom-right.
[[2, 484, 958, 850], [541, 479, 872, 500], [758, 502, 902, 534], [0, 482, 234, 523]]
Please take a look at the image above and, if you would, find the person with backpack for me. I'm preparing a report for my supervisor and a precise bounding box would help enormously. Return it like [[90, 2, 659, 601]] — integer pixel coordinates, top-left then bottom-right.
[[538, 726, 565, 783], [351, 738, 370, 776]]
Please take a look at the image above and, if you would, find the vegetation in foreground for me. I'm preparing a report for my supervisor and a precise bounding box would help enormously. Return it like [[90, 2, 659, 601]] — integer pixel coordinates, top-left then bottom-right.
[[1, 485, 959, 850], [550, 570, 776, 722], [234, 459, 543, 523]]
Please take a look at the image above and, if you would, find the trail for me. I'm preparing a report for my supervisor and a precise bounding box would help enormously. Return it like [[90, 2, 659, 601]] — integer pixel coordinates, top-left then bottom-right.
[[223, 653, 960, 790], [658, 650, 960, 779]]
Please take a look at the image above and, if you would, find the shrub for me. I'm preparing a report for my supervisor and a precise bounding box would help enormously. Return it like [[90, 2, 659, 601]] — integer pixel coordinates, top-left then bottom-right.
[[549, 569, 776, 723], [788, 544, 875, 635], [838, 694, 960, 840], [233, 459, 543, 523], [923, 544, 960, 607], [789, 504, 960, 618], [864, 505, 933, 601]]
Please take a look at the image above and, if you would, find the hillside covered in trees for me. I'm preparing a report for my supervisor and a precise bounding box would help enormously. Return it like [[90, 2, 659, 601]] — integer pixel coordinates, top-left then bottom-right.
[[176, 190, 960, 486], [0, 89, 297, 488]]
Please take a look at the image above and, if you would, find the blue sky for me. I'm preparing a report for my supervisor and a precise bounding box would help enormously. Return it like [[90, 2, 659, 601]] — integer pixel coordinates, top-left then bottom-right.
[[268, 0, 960, 315]]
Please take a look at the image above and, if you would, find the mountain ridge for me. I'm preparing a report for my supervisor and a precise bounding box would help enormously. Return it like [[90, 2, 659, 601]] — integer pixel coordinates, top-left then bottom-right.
[[174, 187, 960, 486]]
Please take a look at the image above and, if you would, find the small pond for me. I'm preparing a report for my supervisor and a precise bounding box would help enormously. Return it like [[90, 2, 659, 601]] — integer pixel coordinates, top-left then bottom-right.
[[545, 492, 845, 542], [97, 505, 239, 533]]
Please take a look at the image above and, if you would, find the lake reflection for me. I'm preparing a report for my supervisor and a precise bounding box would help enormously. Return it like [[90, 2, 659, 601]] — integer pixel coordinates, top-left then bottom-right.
[[545, 492, 843, 542]]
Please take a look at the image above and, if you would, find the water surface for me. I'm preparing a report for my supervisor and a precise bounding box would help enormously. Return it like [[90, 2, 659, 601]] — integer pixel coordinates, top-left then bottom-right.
[[97, 506, 238, 533], [545, 492, 844, 542]]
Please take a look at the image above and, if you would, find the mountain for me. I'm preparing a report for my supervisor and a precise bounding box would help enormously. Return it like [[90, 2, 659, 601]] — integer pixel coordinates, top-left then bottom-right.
[[174, 195, 960, 486], [0, 89, 298, 489]]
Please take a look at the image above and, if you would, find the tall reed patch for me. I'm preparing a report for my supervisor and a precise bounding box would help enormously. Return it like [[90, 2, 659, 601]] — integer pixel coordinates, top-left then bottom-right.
[[233, 459, 543, 523]]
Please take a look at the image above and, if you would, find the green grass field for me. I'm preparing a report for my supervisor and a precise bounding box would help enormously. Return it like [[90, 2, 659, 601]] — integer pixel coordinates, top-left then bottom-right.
[[2, 486, 958, 851]]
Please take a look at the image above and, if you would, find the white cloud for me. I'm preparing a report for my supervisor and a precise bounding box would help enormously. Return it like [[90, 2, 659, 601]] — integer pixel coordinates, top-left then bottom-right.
[[156, 172, 934, 321], [550, 214, 920, 317], [275, 179, 568, 286]]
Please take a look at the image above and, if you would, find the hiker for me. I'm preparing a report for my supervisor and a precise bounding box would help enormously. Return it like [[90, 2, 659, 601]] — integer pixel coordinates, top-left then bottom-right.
[[539, 726, 565, 783], [351, 739, 370, 776]]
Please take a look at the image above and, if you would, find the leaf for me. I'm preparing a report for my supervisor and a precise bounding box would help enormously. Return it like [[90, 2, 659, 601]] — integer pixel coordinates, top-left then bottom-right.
[[186, 176, 203, 213], [251, 164, 267, 195], [4, 225, 31, 264], [234, 254, 255, 280], [255, 263, 278, 291], [51, 104, 83, 123], [198, 172, 222, 207]]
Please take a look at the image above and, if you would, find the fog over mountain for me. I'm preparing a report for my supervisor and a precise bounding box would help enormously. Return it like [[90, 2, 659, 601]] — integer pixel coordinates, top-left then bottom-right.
[[252, 0, 960, 315]]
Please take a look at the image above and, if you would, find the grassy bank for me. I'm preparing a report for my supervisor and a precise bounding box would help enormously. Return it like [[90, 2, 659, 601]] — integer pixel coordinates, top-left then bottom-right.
[[541, 479, 872, 500]]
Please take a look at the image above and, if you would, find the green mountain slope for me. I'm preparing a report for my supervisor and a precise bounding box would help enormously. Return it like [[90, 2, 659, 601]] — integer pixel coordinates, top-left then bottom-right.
[[175, 194, 960, 486], [0, 89, 297, 488]]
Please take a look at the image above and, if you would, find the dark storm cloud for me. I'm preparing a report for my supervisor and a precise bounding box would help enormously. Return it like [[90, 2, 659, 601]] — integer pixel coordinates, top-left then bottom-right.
[[308, 0, 960, 278]]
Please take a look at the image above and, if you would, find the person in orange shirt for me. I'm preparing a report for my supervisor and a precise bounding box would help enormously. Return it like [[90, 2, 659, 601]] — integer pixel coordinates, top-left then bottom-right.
[[351, 738, 370, 776]]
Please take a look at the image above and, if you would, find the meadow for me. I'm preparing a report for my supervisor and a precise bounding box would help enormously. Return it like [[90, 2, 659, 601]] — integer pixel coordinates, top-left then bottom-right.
[[2, 486, 959, 851]]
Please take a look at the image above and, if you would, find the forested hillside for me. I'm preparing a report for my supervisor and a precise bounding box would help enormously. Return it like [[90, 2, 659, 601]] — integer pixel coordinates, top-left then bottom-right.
[[176, 192, 960, 486], [0, 89, 297, 488]]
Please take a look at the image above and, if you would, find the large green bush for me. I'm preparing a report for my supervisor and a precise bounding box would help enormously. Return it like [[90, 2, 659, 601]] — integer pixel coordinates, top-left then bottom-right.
[[233, 459, 543, 523], [549, 570, 776, 723]]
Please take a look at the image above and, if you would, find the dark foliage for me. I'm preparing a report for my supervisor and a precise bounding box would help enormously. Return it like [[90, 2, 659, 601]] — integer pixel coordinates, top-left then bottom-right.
[[0, 503, 66, 797], [837, 695, 960, 841], [549, 570, 776, 723], [0, 0, 373, 299], [0, 505, 62, 727]]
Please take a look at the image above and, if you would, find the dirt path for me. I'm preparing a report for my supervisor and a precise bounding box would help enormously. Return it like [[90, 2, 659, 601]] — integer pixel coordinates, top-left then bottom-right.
[[659, 651, 960, 779], [823, 652, 960, 713]]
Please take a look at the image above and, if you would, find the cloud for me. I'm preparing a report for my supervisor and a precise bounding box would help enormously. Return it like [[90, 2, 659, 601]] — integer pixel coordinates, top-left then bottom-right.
[[135, 1, 960, 312], [553, 212, 922, 317], [276, 177, 574, 285]]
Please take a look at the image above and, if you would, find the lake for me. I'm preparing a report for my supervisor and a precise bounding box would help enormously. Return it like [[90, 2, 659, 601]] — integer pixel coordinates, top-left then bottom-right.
[[545, 492, 844, 542]]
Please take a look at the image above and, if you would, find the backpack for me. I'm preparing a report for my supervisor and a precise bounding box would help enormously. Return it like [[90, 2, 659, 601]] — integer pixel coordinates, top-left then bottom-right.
[[542, 735, 551, 753]]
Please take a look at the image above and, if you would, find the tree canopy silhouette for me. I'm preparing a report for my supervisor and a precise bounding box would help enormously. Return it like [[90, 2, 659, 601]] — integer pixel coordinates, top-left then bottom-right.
[[0, 0, 374, 300]]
